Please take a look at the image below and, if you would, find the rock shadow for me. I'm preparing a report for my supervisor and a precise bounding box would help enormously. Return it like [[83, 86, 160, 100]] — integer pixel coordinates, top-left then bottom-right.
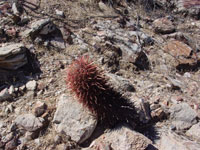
[[81, 85, 159, 148]]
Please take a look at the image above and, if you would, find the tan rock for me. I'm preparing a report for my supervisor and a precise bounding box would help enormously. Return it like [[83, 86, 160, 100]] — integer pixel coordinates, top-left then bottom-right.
[[163, 40, 198, 65]]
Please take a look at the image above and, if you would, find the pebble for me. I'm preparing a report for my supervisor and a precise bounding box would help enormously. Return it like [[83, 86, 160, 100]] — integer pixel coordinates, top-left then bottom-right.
[[0, 88, 11, 101], [26, 80, 37, 91], [55, 9, 64, 17], [32, 101, 47, 117]]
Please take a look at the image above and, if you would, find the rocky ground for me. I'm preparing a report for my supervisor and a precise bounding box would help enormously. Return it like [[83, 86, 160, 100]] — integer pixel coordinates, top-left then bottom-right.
[[0, 0, 200, 150]]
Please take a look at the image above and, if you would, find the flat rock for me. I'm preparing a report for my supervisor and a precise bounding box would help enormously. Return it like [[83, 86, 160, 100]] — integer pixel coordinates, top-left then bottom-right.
[[89, 126, 154, 150], [0, 43, 27, 70], [15, 114, 44, 132], [163, 40, 198, 65], [186, 122, 200, 141], [169, 103, 197, 130], [160, 130, 200, 150], [153, 17, 175, 34], [22, 18, 55, 39], [53, 94, 97, 144]]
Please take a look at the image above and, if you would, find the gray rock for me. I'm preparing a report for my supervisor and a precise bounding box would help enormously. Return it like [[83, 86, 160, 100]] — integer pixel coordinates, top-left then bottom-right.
[[0, 88, 11, 101], [39, 21, 56, 35], [26, 80, 37, 91], [89, 126, 154, 150], [22, 18, 55, 39], [0, 43, 27, 70], [15, 114, 44, 132], [160, 130, 200, 150], [5, 104, 14, 114], [169, 103, 197, 130], [106, 73, 135, 93], [186, 122, 200, 141], [50, 37, 66, 49], [53, 94, 97, 144], [55, 9, 64, 17]]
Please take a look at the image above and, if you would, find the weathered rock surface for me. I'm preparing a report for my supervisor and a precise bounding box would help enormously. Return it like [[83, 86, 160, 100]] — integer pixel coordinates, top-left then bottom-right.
[[88, 126, 154, 150], [22, 18, 55, 39], [15, 114, 44, 132], [169, 103, 197, 130], [186, 122, 200, 141], [163, 40, 198, 67], [160, 130, 200, 150], [53, 94, 97, 144], [153, 17, 175, 34], [0, 43, 27, 70], [107, 73, 135, 93]]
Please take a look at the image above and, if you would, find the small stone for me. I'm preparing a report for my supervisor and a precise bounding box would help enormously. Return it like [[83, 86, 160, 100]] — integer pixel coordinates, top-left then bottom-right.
[[33, 101, 47, 117], [12, 2, 20, 15], [5, 137, 18, 150], [184, 72, 191, 78], [151, 107, 165, 120], [5, 104, 14, 114], [50, 37, 66, 49], [186, 122, 200, 141], [55, 9, 64, 17], [25, 131, 39, 141], [150, 103, 160, 111], [8, 85, 14, 95], [0, 88, 11, 101], [26, 80, 37, 91], [169, 103, 197, 130], [34, 138, 40, 146], [19, 85, 26, 92], [34, 37, 43, 44], [54, 135, 62, 144], [153, 17, 175, 34], [15, 114, 44, 132]]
